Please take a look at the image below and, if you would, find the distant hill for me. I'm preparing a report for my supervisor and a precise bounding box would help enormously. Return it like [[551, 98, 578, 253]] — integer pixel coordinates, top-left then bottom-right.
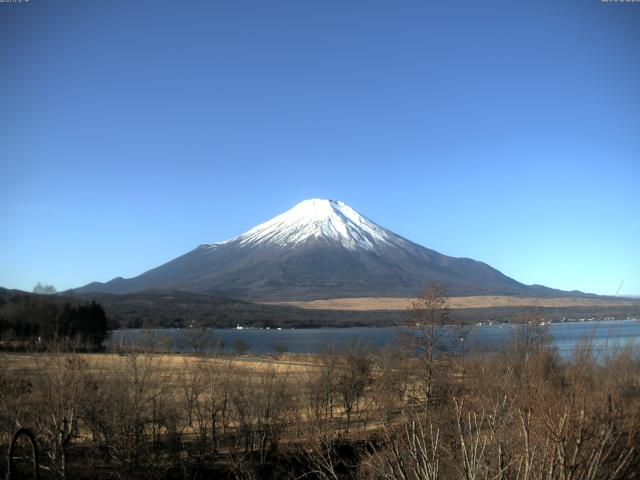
[[72, 289, 403, 329], [76, 199, 594, 300], [3, 287, 638, 330], [70, 289, 640, 329]]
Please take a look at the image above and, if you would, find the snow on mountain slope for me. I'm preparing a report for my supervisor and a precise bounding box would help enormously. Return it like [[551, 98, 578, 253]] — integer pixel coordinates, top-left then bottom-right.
[[76, 198, 576, 300], [215, 199, 407, 250]]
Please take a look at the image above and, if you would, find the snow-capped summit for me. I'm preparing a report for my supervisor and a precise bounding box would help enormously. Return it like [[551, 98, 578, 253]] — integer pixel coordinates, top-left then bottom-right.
[[77, 199, 558, 300], [228, 199, 402, 250]]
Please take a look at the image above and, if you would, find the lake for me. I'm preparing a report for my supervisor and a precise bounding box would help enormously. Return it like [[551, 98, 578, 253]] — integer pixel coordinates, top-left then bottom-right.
[[108, 319, 640, 358]]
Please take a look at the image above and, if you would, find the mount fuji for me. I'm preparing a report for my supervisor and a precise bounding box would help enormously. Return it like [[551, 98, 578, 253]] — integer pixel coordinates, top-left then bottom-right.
[[77, 199, 569, 300]]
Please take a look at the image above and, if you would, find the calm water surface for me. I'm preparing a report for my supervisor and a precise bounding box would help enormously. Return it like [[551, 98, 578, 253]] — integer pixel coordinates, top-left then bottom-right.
[[108, 319, 640, 358]]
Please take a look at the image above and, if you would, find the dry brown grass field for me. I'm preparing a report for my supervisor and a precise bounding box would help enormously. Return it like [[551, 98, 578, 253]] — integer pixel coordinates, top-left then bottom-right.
[[0, 351, 318, 377], [264, 295, 639, 311], [2, 333, 640, 479]]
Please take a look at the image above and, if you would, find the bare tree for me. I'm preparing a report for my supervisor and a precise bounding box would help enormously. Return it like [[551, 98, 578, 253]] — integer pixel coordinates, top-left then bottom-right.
[[363, 408, 441, 480], [82, 347, 164, 478], [31, 352, 85, 479], [406, 283, 450, 406], [233, 339, 250, 356], [33, 282, 57, 295], [370, 346, 410, 426], [230, 366, 293, 463], [304, 351, 339, 440], [180, 326, 221, 355], [273, 342, 288, 358], [179, 358, 206, 428], [336, 345, 372, 433], [204, 358, 237, 450]]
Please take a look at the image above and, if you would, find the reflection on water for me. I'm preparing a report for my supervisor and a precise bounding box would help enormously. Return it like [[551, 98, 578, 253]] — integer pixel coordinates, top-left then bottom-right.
[[108, 319, 640, 358]]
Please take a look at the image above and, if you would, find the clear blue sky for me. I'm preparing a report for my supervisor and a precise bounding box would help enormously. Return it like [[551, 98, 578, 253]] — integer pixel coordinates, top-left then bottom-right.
[[1, 0, 638, 296]]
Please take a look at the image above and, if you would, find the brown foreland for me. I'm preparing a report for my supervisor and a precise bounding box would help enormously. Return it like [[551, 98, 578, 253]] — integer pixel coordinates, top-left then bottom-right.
[[264, 295, 640, 311]]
